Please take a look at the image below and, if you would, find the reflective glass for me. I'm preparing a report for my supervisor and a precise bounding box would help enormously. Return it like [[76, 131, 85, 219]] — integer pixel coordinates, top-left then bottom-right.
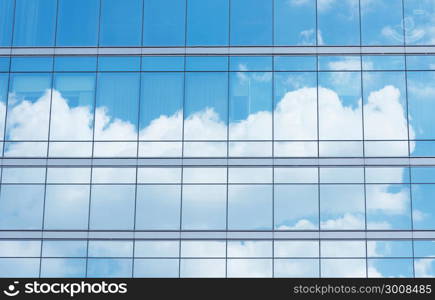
[[361, 0, 404, 45], [318, 72, 362, 140], [320, 185, 365, 230], [317, 0, 360, 45], [187, 0, 229, 46], [6, 73, 52, 141], [56, 0, 99, 46], [229, 70, 272, 140], [407, 72, 435, 139], [230, 0, 272, 46], [51, 73, 96, 141], [228, 185, 273, 230], [90, 185, 135, 230], [143, 0, 185, 46], [275, 0, 316, 46], [0, 0, 14, 46], [44, 185, 90, 230], [412, 184, 435, 229], [275, 185, 318, 230], [0, 185, 44, 229], [99, 0, 142, 46], [404, 0, 435, 45], [274, 72, 317, 140], [140, 73, 183, 140], [366, 184, 412, 230], [95, 73, 140, 141], [362, 72, 408, 140], [13, 0, 56, 46], [182, 185, 226, 230], [136, 185, 180, 230], [184, 72, 228, 140]]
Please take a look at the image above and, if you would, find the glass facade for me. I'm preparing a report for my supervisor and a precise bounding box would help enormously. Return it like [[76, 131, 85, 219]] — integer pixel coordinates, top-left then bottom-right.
[[0, 0, 435, 278]]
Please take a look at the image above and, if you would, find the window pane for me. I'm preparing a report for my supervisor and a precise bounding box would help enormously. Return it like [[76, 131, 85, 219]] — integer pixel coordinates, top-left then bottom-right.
[[367, 240, 413, 257], [229, 71, 272, 140], [181, 241, 226, 258], [404, 0, 435, 45], [0, 259, 40, 277], [320, 185, 365, 230], [13, 0, 56, 46], [228, 185, 272, 230], [137, 167, 181, 184], [187, 0, 228, 46], [229, 168, 272, 184], [183, 168, 227, 184], [44, 185, 90, 230], [274, 241, 319, 258], [361, 0, 403, 45], [98, 57, 140, 72], [274, 72, 317, 140], [0, 185, 44, 229], [321, 259, 366, 277], [0, 240, 41, 257], [275, 185, 318, 230], [41, 259, 86, 277], [51, 73, 96, 141], [90, 185, 135, 230], [95, 73, 140, 141], [318, 72, 362, 140], [184, 72, 228, 140], [230, 0, 272, 46], [54, 56, 97, 72], [317, 0, 360, 45], [363, 72, 408, 140], [2, 167, 45, 183], [11, 57, 53, 73], [366, 184, 411, 230], [181, 259, 225, 278], [134, 259, 179, 277], [227, 259, 272, 277], [143, 0, 185, 46], [321, 241, 366, 258], [407, 72, 435, 139], [88, 241, 133, 258], [140, 73, 183, 141], [274, 0, 316, 46], [320, 168, 364, 184], [274, 259, 319, 277], [228, 241, 272, 258], [0, 0, 14, 46], [274, 167, 318, 183], [182, 185, 226, 230], [368, 259, 413, 277], [6, 73, 52, 141], [415, 259, 435, 277], [87, 259, 132, 278], [56, 0, 99, 46], [42, 240, 87, 257], [135, 241, 179, 257], [412, 184, 435, 229], [99, 0, 142, 46], [136, 185, 180, 230], [186, 56, 228, 72]]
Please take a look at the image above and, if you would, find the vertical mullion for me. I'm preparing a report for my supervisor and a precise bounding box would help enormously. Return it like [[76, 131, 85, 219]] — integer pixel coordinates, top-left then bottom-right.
[[131, 0, 145, 279], [85, 0, 103, 278], [38, 0, 59, 278]]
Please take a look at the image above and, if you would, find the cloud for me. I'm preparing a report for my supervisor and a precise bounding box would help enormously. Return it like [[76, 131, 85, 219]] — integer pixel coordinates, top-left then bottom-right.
[[321, 213, 365, 230], [415, 259, 435, 277], [0, 75, 420, 277]]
